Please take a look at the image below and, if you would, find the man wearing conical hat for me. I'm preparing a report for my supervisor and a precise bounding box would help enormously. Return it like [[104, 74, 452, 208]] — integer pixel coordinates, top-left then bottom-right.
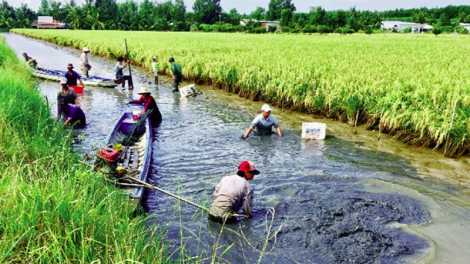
[[79, 47, 92, 78], [126, 87, 162, 126]]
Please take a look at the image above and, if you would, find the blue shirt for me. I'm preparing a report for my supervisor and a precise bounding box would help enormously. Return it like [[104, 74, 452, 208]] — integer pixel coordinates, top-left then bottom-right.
[[250, 114, 279, 135], [64, 70, 81, 86], [59, 105, 86, 125]]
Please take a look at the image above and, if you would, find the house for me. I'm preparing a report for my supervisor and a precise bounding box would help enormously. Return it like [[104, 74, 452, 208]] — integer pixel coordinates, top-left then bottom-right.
[[33, 16, 67, 29], [260, 21, 279, 31], [381, 21, 432, 33], [461, 23, 470, 32], [240, 19, 279, 31]]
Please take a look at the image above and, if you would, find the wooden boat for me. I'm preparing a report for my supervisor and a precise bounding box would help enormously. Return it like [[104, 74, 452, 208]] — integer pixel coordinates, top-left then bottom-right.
[[95, 103, 153, 199], [33, 67, 118, 87]]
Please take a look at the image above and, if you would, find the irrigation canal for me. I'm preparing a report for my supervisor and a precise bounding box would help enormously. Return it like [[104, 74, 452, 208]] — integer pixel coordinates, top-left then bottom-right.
[[5, 33, 470, 264]]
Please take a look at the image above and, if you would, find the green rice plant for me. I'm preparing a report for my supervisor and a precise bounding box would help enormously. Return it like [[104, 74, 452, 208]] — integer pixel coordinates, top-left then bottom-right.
[[11, 29, 470, 156], [0, 36, 169, 263]]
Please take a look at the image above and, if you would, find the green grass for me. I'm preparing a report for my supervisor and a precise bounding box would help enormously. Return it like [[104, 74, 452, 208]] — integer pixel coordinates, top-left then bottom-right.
[[0, 36, 168, 263], [11, 29, 470, 156]]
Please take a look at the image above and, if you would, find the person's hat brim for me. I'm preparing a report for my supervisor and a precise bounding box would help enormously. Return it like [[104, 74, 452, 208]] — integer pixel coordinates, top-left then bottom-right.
[[251, 169, 260, 175]]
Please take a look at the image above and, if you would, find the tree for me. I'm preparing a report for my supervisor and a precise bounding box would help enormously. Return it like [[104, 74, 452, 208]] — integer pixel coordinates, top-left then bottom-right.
[[365, 25, 373, 35], [193, 0, 222, 24], [94, 0, 118, 23], [67, 7, 86, 29], [412, 11, 427, 24], [308, 6, 326, 25], [432, 26, 442, 36], [49, 1, 64, 21], [228, 8, 241, 25], [171, 0, 186, 30], [13, 7, 30, 28], [0, 9, 14, 29], [137, 0, 155, 31], [85, 7, 105, 30], [266, 0, 296, 21], [438, 13, 450, 26], [38, 0, 50, 15], [250, 7, 265, 20], [280, 9, 292, 27], [119, 1, 139, 30]]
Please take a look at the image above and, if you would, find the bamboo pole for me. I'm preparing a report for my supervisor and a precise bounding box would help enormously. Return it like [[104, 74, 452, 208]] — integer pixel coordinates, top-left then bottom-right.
[[124, 39, 133, 88], [122, 177, 247, 217]]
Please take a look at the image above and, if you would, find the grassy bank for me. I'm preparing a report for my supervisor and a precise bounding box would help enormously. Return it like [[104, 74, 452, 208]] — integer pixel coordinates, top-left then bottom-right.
[[11, 29, 470, 157], [0, 36, 168, 263]]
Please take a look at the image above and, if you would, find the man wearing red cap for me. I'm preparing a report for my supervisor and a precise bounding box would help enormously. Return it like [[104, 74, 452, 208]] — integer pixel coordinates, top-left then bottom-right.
[[208, 160, 259, 223]]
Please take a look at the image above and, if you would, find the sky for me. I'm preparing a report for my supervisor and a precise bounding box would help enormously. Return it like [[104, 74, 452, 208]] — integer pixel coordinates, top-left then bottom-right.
[[6, 0, 470, 14]]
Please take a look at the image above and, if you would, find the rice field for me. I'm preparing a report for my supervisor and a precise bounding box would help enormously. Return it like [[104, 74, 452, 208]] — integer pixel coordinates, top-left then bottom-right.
[[12, 29, 470, 156]]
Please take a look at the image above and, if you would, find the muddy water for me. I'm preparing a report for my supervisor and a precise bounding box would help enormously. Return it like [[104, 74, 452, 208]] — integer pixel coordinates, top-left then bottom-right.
[[5, 33, 470, 264]]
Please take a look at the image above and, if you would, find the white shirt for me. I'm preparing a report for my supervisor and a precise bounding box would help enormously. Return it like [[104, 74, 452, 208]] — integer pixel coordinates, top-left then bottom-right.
[[79, 52, 89, 70], [209, 175, 253, 217]]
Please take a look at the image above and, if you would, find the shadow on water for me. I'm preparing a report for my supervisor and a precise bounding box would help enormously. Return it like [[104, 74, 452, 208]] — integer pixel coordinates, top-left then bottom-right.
[[5, 33, 470, 264]]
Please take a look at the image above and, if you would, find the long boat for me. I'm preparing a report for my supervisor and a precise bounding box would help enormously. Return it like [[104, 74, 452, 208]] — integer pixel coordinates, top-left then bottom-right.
[[95, 103, 153, 200], [33, 67, 118, 87]]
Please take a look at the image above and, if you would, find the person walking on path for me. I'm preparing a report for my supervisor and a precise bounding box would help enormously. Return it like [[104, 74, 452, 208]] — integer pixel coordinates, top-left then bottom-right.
[[115, 56, 133, 90], [57, 78, 80, 108], [79, 47, 92, 78], [208, 160, 259, 223], [126, 87, 162, 126], [151, 56, 159, 85], [169, 57, 182, 92], [55, 98, 86, 128], [243, 104, 282, 139], [64, 63, 85, 87]]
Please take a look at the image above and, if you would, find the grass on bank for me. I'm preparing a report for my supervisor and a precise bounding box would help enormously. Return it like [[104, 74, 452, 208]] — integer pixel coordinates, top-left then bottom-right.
[[0, 36, 169, 263], [11, 29, 470, 157]]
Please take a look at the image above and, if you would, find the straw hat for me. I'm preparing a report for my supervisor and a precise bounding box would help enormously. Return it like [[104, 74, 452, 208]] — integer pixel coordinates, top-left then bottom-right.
[[137, 87, 151, 94], [82, 47, 90, 52]]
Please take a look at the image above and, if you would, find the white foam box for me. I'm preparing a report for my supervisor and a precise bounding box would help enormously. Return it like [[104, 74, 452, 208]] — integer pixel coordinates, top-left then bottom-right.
[[301, 122, 327, 140], [179, 84, 197, 97]]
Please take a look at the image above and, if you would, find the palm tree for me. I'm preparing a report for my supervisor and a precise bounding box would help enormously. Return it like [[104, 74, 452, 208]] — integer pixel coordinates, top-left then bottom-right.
[[14, 9, 30, 28], [67, 7, 86, 29], [106, 16, 121, 30], [0, 9, 14, 29], [85, 7, 105, 30]]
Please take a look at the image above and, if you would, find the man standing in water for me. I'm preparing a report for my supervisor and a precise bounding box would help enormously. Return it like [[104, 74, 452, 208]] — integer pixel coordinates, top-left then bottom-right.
[[57, 78, 80, 107], [243, 104, 282, 139], [169, 57, 182, 92], [79, 47, 92, 78], [115, 56, 133, 90], [64, 63, 85, 87], [151, 56, 159, 85], [208, 161, 259, 223]]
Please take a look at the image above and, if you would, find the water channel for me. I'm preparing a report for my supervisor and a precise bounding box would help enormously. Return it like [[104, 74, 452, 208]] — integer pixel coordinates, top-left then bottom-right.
[[5, 33, 470, 264]]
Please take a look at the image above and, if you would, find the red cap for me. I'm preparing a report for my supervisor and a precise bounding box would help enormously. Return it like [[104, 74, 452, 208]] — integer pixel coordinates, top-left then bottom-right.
[[238, 160, 260, 175]]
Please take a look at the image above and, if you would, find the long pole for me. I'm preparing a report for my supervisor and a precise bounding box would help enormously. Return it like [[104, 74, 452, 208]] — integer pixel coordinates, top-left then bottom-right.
[[124, 39, 133, 86], [121, 177, 248, 218], [125, 176, 209, 211]]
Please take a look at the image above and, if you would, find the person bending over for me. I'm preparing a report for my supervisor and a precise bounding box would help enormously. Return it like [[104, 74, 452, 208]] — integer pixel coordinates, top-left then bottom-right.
[[208, 160, 260, 223]]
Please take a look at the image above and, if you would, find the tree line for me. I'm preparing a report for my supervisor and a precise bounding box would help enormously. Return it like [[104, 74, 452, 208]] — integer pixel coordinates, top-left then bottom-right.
[[1, 0, 469, 34]]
